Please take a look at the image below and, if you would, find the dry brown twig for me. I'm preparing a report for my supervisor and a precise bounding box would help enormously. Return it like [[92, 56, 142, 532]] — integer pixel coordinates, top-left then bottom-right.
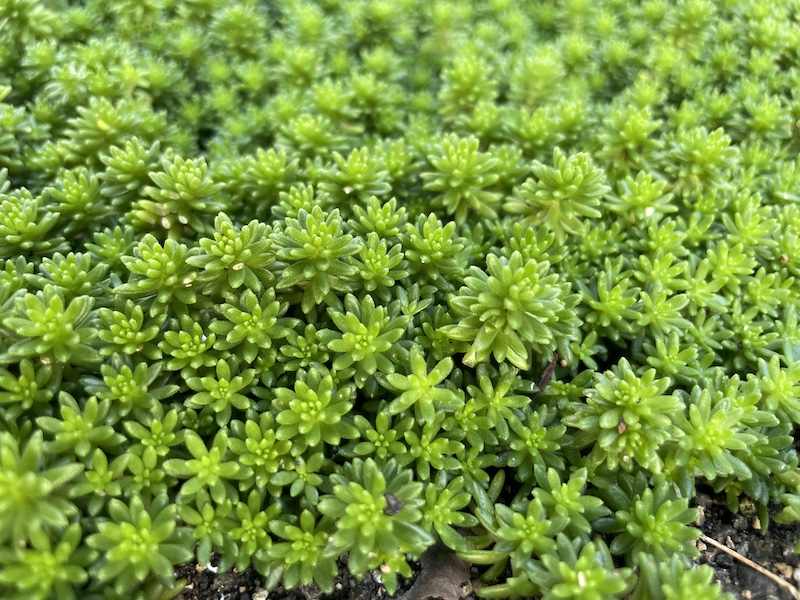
[[531, 352, 559, 400]]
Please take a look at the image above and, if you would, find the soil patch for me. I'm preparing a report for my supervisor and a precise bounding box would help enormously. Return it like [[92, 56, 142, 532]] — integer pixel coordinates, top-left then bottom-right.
[[693, 489, 800, 600], [174, 556, 480, 600]]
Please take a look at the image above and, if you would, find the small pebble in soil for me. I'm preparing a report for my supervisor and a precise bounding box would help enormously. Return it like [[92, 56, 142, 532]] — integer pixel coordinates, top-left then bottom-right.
[[715, 552, 734, 569], [732, 515, 748, 531], [694, 494, 714, 510], [773, 562, 793, 579], [737, 541, 750, 557], [696, 506, 707, 527]]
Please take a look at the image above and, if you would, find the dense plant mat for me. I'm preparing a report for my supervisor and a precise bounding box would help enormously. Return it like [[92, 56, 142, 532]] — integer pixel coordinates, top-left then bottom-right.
[[1, 0, 800, 598]]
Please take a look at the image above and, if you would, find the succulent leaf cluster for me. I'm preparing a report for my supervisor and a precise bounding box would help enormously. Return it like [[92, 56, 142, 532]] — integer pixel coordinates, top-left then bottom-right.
[[2, 0, 800, 599]]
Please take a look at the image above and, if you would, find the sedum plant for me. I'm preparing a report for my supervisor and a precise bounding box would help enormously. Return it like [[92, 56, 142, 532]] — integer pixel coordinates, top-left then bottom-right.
[[0, 522, 93, 600], [421, 133, 501, 223], [209, 288, 298, 364], [188, 213, 275, 296], [272, 365, 359, 453], [0, 431, 82, 546], [382, 344, 461, 424], [163, 430, 248, 503], [1, 1, 799, 599], [133, 155, 224, 237], [0, 285, 99, 367], [631, 554, 734, 600], [318, 292, 410, 385], [268, 509, 338, 592], [86, 495, 193, 595], [528, 535, 634, 600], [565, 358, 683, 473], [318, 458, 432, 592], [444, 251, 580, 369], [271, 204, 361, 313], [504, 148, 609, 242]]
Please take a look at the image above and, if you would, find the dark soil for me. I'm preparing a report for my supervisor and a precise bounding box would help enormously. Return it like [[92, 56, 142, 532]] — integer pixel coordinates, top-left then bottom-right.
[[175, 556, 478, 600], [693, 489, 800, 600], [174, 492, 800, 600]]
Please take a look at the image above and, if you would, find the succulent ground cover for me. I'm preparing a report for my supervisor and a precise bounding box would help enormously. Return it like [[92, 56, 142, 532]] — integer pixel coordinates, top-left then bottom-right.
[[1, 0, 800, 598]]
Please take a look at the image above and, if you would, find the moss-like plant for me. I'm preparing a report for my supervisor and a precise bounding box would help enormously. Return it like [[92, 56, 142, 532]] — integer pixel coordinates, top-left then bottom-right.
[[318, 292, 410, 385], [271, 205, 361, 313], [444, 251, 580, 369], [318, 458, 432, 592], [86, 495, 193, 595], [0, 285, 99, 367], [0, 431, 82, 546], [1, 2, 799, 599]]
